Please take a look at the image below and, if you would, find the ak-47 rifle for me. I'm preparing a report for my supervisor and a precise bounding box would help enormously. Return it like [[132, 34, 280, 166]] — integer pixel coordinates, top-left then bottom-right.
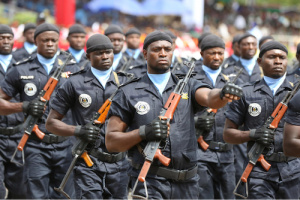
[[197, 67, 243, 151], [118, 51, 134, 78], [233, 79, 300, 199], [131, 59, 196, 199], [54, 90, 118, 199], [10, 53, 73, 166]]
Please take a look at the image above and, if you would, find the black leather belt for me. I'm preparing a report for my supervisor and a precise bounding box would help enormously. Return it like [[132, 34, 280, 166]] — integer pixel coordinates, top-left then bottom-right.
[[0, 124, 23, 135], [265, 152, 296, 162], [208, 141, 233, 152], [30, 133, 67, 144], [90, 149, 126, 163], [132, 163, 198, 181]]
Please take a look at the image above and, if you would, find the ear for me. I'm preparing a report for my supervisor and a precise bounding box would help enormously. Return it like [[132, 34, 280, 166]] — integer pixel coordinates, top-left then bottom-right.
[[86, 53, 90, 60], [257, 57, 262, 66], [143, 49, 147, 61], [200, 51, 204, 58], [296, 54, 300, 62]]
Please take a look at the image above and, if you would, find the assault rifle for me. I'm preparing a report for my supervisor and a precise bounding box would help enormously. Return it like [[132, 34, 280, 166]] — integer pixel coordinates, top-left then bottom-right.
[[197, 67, 243, 151], [131, 59, 196, 199], [233, 79, 300, 199], [11, 53, 73, 166], [118, 51, 134, 79], [54, 90, 118, 199]]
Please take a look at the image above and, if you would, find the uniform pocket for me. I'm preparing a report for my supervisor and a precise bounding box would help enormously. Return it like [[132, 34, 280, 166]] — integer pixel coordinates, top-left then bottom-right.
[[182, 149, 197, 163]]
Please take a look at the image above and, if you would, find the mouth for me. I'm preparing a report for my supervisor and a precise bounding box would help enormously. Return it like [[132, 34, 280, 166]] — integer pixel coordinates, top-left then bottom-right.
[[273, 67, 283, 72], [158, 60, 168, 64], [102, 61, 111, 65]]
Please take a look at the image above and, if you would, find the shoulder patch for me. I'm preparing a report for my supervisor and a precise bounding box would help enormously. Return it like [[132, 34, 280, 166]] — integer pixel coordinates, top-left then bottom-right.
[[13, 56, 33, 66]]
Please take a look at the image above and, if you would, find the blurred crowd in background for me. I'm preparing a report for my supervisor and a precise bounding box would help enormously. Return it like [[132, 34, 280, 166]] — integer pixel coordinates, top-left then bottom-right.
[[0, 0, 299, 64]]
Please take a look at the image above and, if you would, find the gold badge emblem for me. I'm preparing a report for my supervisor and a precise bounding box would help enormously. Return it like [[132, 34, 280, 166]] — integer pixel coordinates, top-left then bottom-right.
[[182, 93, 188, 100], [58, 59, 64, 66]]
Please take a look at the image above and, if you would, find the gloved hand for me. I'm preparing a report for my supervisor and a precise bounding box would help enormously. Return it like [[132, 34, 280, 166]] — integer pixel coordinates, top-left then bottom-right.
[[139, 118, 169, 141], [22, 98, 45, 118], [249, 127, 275, 146], [220, 82, 243, 100], [194, 112, 215, 132], [74, 124, 100, 143]]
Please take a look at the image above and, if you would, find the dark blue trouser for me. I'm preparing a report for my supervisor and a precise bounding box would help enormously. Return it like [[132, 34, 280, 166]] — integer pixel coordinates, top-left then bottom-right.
[[25, 144, 75, 199], [234, 143, 247, 198], [248, 177, 300, 199], [197, 161, 236, 199], [130, 168, 199, 199], [73, 159, 129, 199], [0, 138, 27, 199]]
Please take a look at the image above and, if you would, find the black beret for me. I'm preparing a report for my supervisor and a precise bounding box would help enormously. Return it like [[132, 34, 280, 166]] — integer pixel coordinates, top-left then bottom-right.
[[68, 24, 86, 36], [198, 32, 211, 46], [164, 30, 176, 39], [143, 30, 173, 50], [0, 24, 14, 36], [200, 34, 225, 52], [104, 25, 124, 36], [86, 34, 113, 53], [297, 43, 300, 55], [259, 35, 274, 47], [232, 34, 241, 45], [24, 23, 36, 33], [34, 23, 59, 40], [259, 41, 288, 58], [125, 27, 141, 37], [238, 32, 256, 44]]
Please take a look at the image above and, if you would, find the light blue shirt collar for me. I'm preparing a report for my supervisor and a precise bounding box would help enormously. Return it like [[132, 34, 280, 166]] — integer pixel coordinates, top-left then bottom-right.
[[263, 73, 286, 95], [68, 47, 85, 63], [240, 57, 257, 75], [111, 52, 122, 71], [91, 67, 112, 89], [231, 54, 239, 62], [24, 41, 37, 54], [0, 54, 12, 72], [37, 53, 57, 75], [202, 65, 222, 87], [147, 71, 171, 95], [125, 48, 140, 60]]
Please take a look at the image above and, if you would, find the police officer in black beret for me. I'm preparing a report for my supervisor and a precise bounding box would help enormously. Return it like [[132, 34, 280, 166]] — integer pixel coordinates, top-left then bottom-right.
[[106, 30, 243, 199], [0, 24, 26, 199], [222, 34, 241, 68], [13, 23, 37, 62], [224, 41, 300, 199], [0, 23, 80, 199], [46, 33, 130, 199]]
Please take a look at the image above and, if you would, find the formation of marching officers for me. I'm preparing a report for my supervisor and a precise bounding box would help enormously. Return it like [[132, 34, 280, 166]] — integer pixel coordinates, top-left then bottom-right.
[[0, 21, 299, 199]]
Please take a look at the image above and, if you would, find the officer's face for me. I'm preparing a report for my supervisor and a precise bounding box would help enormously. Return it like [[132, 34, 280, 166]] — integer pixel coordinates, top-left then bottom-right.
[[126, 34, 140, 49], [239, 36, 257, 59], [107, 33, 124, 54], [258, 49, 287, 79], [0, 33, 14, 55], [67, 33, 86, 50], [87, 49, 114, 71], [201, 47, 224, 70], [143, 40, 173, 74], [24, 29, 35, 44], [35, 31, 59, 58]]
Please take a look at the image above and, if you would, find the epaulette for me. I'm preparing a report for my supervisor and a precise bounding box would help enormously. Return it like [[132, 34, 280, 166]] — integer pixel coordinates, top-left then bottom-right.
[[118, 77, 140, 88], [13, 56, 34, 66], [68, 68, 86, 77]]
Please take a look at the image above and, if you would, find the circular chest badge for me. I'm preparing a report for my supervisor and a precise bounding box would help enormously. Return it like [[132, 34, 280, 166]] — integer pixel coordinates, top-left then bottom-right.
[[24, 83, 37, 96], [135, 101, 150, 115], [79, 94, 92, 108], [248, 103, 261, 117]]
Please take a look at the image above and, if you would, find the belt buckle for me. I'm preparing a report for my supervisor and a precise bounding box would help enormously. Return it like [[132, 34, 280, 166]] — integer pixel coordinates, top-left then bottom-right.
[[277, 152, 286, 162], [49, 135, 58, 143], [177, 170, 187, 181]]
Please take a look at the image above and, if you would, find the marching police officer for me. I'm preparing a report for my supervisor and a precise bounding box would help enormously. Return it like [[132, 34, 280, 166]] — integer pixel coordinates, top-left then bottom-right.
[[0, 23, 80, 199], [66, 24, 88, 68], [105, 30, 243, 199], [13, 23, 37, 62], [46, 33, 130, 199], [258, 35, 274, 49], [0, 24, 26, 199], [223, 41, 300, 199], [194, 34, 236, 199], [222, 34, 241, 68]]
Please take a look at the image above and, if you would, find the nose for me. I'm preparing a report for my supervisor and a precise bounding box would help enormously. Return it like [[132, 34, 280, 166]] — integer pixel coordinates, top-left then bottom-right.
[[160, 49, 167, 57], [274, 57, 281, 64]]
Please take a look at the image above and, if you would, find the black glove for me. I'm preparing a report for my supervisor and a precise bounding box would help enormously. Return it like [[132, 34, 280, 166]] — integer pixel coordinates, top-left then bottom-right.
[[22, 99, 45, 118], [249, 127, 275, 146], [220, 82, 243, 100], [194, 112, 215, 132], [139, 118, 168, 141], [74, 124, 100, 143]]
